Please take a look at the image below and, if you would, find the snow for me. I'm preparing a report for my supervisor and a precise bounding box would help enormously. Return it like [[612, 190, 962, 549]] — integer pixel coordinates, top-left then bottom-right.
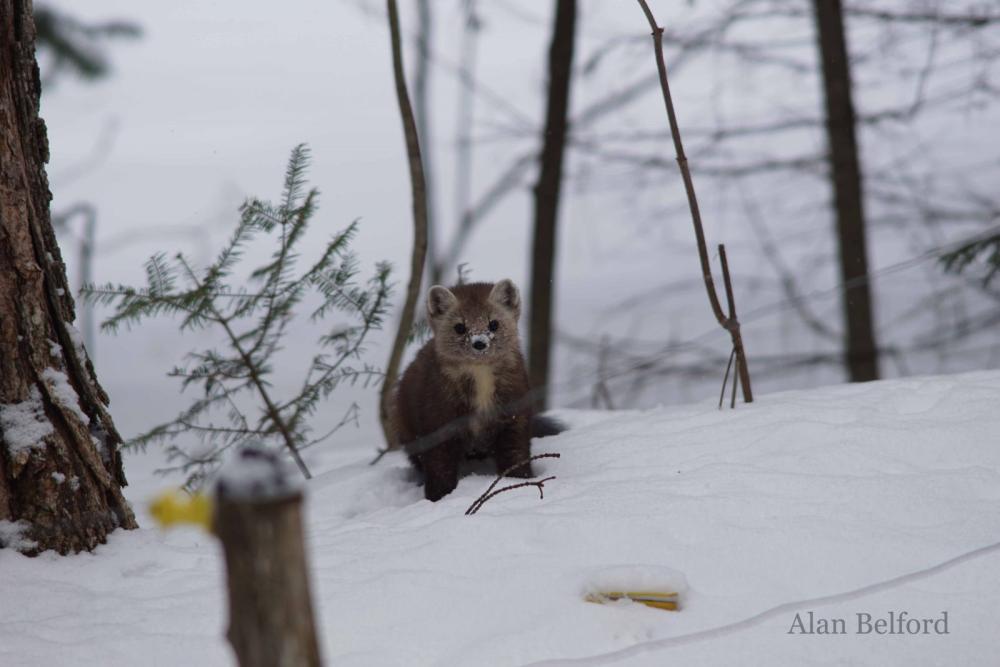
[[0, 386, 53, 456], [0, 520, 39, 553], [3, 371, 1000, 665], [215, 446, 303, 501], [65, 323, 88, 362], [40, 368, 89, 425], [90, 426, 111, 463]]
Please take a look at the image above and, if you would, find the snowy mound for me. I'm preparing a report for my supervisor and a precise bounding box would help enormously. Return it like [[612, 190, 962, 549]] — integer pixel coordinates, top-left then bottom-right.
[[3, 371, 1000, 666]]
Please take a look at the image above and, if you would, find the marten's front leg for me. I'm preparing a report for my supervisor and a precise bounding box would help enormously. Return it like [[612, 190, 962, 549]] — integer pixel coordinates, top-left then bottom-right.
[[492, 416, 533, 478], [419, 439, 460, 501]]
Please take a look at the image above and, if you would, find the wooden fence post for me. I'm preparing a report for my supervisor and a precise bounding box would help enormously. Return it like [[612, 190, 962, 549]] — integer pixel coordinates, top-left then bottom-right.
[[214, 449, 321, 667]]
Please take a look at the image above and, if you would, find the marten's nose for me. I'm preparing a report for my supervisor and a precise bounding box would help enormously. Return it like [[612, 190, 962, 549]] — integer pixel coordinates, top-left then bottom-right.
[[473, 340, 487, 350], [471, 334, 490, 351]]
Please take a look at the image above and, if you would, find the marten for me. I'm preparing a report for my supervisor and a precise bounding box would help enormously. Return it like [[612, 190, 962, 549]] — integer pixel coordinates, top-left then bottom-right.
[[393, 279, 562, 501]]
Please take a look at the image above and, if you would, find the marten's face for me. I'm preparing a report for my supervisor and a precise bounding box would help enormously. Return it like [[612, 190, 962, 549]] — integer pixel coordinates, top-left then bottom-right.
[[426, 280, 521, 365]]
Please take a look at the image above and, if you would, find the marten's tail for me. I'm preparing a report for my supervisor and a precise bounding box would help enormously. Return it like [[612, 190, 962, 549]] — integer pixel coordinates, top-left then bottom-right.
[[531, 414, 566, 439]]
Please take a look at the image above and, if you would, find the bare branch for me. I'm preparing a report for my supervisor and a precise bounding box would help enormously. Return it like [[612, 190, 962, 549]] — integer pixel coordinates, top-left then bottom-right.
[[466, 452, 561, 515], [466, 477, 557, 515], [380, 0, 430, 449], [633, 0, 754, 404]]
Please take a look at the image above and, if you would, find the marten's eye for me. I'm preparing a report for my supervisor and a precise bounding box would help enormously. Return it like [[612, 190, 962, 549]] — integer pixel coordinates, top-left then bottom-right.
[[488, 320, 499, 332], [454, 323, 467, 335]]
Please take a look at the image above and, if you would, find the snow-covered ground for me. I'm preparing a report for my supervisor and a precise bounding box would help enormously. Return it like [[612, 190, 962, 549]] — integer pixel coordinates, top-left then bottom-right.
[[3, 370, 1000, 666]]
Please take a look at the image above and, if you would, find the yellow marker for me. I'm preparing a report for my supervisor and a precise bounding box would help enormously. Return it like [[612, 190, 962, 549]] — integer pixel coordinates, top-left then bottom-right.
[[585, 591, 680, 611], [149, 490, 214, 532]]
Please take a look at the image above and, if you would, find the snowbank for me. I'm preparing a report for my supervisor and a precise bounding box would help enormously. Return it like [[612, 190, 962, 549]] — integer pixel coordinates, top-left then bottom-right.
[[2, 371, 1000, 666]]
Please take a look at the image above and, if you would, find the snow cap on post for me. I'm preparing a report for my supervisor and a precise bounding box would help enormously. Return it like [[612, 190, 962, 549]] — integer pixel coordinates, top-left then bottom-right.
[[215, 446, 303, 503]]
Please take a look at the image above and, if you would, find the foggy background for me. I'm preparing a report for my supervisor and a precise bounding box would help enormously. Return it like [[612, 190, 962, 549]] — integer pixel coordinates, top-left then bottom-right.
[[40, 0, 1000, 457]]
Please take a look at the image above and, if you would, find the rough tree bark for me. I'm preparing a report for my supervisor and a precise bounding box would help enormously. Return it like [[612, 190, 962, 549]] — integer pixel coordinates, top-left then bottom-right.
[[811, 0, 880, 382], [0, 0, 136, 554], [528, 0, 577, 411]]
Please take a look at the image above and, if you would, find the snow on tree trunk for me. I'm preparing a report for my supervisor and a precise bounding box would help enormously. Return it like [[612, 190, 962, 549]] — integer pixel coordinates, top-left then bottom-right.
[[0, 0, 136, 555]]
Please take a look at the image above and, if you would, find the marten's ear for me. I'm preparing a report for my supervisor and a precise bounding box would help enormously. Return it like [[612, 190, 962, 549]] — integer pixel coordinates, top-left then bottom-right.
[[488, 279, 521, 319], [427, 285, 458, 319]]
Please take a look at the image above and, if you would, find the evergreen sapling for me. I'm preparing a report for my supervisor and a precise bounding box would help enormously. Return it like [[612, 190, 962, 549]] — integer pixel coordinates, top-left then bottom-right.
[[83, 145, 392, 488]]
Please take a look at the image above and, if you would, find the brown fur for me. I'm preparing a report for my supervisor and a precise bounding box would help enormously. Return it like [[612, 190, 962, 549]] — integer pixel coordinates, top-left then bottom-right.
[[393, 280, 535, 501]]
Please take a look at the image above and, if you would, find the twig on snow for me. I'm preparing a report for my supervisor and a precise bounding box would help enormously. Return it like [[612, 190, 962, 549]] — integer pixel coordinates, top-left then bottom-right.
[[466, 452, 560, 515]]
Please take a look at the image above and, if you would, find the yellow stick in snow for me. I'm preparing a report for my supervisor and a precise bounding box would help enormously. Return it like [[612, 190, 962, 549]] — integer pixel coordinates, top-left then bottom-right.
[[585, 591, 680, 611]]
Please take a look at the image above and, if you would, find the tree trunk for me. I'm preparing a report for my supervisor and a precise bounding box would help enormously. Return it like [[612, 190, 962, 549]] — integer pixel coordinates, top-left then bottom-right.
[[0, 0, 136, 555], [811, 0, 880, 382], [528, 0, 577, 410]]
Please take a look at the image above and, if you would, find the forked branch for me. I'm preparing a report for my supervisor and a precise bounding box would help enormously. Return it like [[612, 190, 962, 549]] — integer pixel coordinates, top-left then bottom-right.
[[466, 452, 561, 515], [635, 0, 753, 405]]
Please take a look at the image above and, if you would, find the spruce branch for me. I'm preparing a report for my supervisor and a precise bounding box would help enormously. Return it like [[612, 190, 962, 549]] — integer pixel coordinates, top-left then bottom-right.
[[176, 252, 313, 480], [940, 231, 1000, 286], [81, 146, 392, 488]]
